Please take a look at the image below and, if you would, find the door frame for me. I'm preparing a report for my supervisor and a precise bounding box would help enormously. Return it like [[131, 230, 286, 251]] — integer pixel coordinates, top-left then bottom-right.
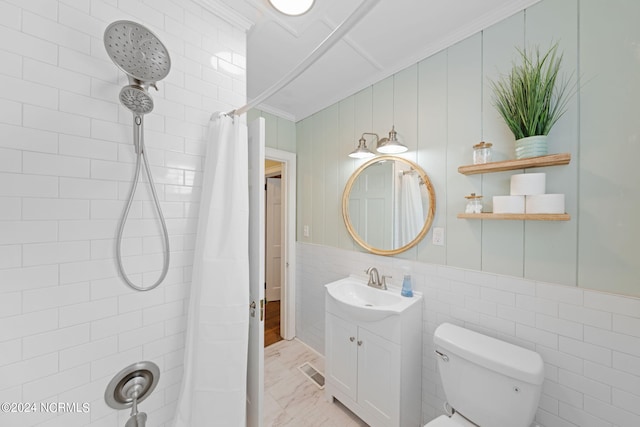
[[247, 117, 265, 427], [265, 147, 296, 340]]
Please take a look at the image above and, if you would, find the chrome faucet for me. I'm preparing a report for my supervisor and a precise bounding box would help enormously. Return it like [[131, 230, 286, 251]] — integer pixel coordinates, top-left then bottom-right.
[[365, 267, 388, 290]]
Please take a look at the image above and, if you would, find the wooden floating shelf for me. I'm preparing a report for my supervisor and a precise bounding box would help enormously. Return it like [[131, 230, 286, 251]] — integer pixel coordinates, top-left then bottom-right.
[[457, 213, 571, 221], [458, 153, 571, 175]]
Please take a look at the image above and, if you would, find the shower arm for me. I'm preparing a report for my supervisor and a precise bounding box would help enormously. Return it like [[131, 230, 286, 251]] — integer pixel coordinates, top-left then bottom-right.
[[228, 0, 382, 117], [127, 75, 158, 92]]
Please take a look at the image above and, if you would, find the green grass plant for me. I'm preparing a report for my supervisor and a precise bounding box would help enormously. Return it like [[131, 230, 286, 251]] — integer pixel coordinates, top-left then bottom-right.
[[491, 43, 573, 140]]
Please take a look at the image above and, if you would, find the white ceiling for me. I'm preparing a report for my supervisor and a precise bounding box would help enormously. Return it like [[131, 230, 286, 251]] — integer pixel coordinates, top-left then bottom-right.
[[204, 0, 540, 121]]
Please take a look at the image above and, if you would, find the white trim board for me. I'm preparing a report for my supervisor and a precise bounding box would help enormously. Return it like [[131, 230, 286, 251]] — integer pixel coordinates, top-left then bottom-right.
[[265, 147, 297, 340]]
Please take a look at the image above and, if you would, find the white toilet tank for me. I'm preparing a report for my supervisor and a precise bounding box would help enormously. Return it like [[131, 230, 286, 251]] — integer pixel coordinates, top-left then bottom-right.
[[434, 323, 544, 427]]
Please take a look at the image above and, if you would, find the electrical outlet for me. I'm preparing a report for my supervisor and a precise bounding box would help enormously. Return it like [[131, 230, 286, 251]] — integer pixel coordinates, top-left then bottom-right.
[[432, 227, 444, 246], [303, 225, 310, 237]]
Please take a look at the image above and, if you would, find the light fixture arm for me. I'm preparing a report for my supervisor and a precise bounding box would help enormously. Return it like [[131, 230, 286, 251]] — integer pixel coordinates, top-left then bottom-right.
[[360, 132, 379, 144]]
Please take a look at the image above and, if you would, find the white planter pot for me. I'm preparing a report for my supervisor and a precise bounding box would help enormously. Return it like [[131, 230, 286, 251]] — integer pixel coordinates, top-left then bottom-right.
[[515, 135, 548, 159]]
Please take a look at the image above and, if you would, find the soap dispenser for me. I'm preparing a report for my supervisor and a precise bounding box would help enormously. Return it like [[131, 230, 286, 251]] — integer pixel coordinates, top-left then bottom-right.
[[401, 274, 413, 297]]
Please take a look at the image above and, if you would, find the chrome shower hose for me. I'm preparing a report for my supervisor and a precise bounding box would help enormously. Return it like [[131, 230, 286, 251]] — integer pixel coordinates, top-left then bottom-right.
[[116, 131, 170, 291]]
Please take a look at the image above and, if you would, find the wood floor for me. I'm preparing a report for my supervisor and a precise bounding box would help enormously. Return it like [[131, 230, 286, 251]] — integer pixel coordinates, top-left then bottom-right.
[[265, 299, 283, 347]]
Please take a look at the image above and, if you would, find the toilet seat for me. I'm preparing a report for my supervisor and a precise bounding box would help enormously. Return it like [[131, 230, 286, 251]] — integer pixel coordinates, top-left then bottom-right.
[[424, 413, 477, 427]]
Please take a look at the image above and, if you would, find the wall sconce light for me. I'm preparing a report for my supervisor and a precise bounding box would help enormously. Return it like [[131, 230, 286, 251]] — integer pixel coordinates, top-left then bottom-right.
[[376, 125, 407, 154], [349, 133, 377, 159]]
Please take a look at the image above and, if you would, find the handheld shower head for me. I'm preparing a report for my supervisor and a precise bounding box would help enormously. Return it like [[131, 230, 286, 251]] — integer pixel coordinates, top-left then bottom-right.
[[105, 20, 171, 292], [120, 85, 154, 115], [104, 20, 171, 84]]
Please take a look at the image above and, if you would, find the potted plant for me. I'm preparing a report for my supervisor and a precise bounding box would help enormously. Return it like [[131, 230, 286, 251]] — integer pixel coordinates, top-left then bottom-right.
[[490, 43, 573, 159]]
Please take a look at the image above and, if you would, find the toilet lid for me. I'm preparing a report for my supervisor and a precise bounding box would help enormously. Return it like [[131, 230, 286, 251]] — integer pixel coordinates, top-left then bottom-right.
[[425, 414, 477, 427]]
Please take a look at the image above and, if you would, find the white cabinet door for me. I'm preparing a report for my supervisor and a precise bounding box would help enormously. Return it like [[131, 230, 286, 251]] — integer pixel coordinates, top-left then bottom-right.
[[326, 314, 358, 400], [357, 327, 401, 426]]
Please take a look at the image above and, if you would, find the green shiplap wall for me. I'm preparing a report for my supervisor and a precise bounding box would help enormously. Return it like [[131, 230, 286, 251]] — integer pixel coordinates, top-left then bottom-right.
[[248, 109, 296, 152], [523, 0, 579, 285], [416, 50, 447, 266], [446, 33, 483, 271], [578, 0, 640, 296], [293, 0, 640, 297]]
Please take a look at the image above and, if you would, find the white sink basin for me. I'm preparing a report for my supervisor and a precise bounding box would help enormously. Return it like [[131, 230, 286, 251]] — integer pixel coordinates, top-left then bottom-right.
[[325, 275, 421, 322]]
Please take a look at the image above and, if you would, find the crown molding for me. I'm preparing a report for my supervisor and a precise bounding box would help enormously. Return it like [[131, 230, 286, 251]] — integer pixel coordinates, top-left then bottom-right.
[[251, 103, 297, 122], [194, 0, 255, 32]]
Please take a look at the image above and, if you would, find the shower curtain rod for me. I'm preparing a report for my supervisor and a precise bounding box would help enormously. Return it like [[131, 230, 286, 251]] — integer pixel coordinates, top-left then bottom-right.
[[228, 0, 382, 117]]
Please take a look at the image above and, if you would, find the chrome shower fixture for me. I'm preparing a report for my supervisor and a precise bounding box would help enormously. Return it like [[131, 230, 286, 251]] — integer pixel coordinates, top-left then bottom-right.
[[118, 84, 154, 154], [105, 20, 170, 152], [104, 20, 171, 292], [119, 84, 154, 116], [105, 361, 160, 427], [104, 20, 171, 85]]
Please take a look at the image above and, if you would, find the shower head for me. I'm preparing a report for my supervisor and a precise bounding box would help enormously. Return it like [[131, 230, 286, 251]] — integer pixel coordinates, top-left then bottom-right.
[[104, 20, 171, 84], [120, 85, 154, 115]]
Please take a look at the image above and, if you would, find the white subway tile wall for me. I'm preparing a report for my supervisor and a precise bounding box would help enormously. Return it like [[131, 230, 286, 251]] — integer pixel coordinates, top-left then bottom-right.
[[0, 1, 246, 426], [296, 242, 640, 427]]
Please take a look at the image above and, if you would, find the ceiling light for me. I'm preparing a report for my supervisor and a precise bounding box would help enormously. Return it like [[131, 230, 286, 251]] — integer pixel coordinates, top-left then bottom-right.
[[376, 126, 407, 154], [349, 136, 375, 159], [269, 0, 315, 16]]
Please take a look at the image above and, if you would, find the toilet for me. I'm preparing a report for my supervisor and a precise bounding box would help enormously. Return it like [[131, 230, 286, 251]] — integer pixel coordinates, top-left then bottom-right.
[[425, 323, 544, 427]]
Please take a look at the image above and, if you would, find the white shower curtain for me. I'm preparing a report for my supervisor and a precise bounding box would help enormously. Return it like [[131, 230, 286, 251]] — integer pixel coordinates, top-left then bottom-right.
[[174, 114, 249, 427], [400, 173, 424, 246]]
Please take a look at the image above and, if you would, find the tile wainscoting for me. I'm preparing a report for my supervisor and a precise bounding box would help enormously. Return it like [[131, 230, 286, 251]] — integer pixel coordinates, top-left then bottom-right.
[[296, 242, 640, 427]]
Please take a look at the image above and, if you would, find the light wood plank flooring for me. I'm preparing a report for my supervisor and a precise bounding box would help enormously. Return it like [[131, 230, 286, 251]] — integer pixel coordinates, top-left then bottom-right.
[[264, 339, 369, 426]]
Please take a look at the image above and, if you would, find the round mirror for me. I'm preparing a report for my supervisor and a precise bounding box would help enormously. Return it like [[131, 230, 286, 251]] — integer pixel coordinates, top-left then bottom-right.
[[342, 155, 436, 255]]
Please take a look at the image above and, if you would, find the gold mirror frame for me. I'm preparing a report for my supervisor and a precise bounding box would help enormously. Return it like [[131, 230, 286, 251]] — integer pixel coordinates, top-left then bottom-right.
[[342, 155, 436, 256]]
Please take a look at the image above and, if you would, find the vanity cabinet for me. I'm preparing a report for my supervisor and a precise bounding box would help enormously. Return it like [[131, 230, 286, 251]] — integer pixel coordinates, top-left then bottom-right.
[[326, 313, 401, 418], [325, 289, 422, 427]]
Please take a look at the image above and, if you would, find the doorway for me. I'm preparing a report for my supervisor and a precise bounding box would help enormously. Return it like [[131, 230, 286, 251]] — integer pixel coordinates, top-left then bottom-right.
[[264, 148, 296, 345], [265, 163, 283, 347]]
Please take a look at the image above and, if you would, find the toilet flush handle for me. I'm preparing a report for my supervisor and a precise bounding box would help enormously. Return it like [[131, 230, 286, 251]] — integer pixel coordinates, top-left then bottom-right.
[[435, 350, 449, 362]]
